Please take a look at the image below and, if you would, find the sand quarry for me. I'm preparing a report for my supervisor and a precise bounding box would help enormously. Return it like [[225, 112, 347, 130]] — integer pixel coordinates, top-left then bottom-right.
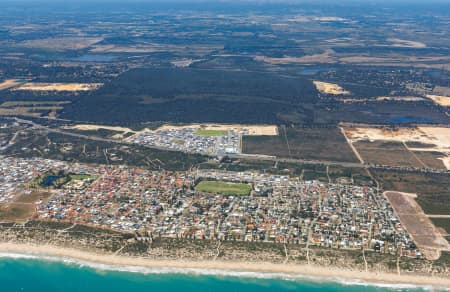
[[313, 81, 350, 95], [13, 83, 103, 92], [344, 126, 450, 169]]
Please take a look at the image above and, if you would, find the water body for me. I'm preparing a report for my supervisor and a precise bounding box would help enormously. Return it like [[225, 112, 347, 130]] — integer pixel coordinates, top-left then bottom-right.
[[39, 175, 61, 187], [0, 254, 443, 292]]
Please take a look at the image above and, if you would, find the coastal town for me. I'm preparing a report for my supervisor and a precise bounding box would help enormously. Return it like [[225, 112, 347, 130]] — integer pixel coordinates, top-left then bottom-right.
[[0, 155, 419, 258]]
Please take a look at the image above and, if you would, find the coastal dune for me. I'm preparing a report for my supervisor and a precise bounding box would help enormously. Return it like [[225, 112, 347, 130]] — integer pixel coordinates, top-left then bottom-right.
[[0, 243, 449, 288]]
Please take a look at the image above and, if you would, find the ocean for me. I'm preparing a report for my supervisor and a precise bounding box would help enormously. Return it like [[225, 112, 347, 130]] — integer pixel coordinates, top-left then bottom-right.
[[0, 253, 446, 292]]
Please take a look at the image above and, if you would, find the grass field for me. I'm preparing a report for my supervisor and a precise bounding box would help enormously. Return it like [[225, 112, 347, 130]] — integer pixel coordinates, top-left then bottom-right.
[[196, 180, 252, 195], [196, 129, 228, 136]]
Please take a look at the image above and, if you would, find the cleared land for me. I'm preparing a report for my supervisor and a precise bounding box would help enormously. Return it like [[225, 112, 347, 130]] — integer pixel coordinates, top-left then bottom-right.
[[344, 126, 450, 169], [313, 81, 350, 95], [243, 126, 359, 163], [425, 95, 450, 107], [384, 191, 450, 260], [14, 83, 103, 92], [0, 191, 51, 222], [196, 181, 252, 196], [0, 79, 24, 91]]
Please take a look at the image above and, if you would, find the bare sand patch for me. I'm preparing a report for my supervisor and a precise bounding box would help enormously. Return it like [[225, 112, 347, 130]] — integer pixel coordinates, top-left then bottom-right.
[[344, 126, 450, 169], [65, 124, 136, 133], [425, 95, 450, 107], [0, 79, 24, 90], [340, 96, 425, 103], [313, 81, 350, 95], [14, 83, 103, 92]]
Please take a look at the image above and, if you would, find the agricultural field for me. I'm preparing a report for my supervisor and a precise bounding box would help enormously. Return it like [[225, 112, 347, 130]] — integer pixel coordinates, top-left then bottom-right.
[[243, 126, 359, 163], [196, 180, 252, 196], [353, 140, 423, 168], [0, 101, 70, 118]]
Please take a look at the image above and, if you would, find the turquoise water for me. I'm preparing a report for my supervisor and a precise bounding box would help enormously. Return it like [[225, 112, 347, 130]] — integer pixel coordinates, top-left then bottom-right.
[[0, 254, 444, 292]]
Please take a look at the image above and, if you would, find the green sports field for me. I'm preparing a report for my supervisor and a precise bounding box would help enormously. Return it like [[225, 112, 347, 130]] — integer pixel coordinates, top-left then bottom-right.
[[195, 180, 252, 195], [196, 129, 228, 136]]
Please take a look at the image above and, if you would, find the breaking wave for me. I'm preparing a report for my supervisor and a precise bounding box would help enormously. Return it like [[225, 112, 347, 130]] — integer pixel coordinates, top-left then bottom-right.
[[0, 251, 446, 291]]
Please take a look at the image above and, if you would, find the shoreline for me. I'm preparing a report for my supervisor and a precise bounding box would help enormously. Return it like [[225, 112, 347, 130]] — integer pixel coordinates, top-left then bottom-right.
[[0, 243, 449, 288]]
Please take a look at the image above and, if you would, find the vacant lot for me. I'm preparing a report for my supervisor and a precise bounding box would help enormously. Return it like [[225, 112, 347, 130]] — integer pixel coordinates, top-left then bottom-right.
[[0, 203, 35, 222], [243, 126, 359, 163], [196, 181, 252, 196]]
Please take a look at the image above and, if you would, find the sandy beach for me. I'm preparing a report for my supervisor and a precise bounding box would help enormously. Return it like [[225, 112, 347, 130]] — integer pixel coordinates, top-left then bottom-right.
[[0, 243, 449, 288]]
